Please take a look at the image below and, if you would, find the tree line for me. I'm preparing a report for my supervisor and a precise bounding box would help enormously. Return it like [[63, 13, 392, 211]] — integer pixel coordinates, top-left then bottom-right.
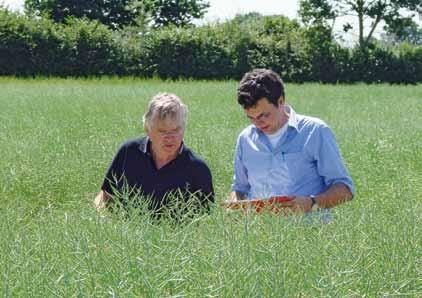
[[0, 0, 421, 82]]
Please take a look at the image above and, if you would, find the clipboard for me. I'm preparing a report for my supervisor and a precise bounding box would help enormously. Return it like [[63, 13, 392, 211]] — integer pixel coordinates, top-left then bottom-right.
[[220, 196, 293, 214]]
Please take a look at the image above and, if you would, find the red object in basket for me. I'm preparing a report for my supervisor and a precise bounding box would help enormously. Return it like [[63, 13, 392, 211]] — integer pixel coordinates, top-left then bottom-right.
[[221, 196, 293, 214]]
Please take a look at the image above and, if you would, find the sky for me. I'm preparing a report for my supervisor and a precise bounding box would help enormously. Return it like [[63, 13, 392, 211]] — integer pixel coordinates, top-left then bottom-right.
[[0, 0, 300, 21]]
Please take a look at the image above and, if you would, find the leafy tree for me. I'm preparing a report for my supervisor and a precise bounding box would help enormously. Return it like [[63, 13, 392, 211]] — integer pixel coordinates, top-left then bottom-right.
[[24, 0, 209, 29], [385, 18, 422, 45], [144, 0, 209, 27], [299, 0, 422, 47], [299, 0, 336, 28], [231, 12, 263, 25], [24, 0, 139, 29]]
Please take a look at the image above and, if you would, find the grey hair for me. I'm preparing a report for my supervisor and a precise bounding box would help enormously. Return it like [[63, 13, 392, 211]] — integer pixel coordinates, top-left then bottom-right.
[[143, 93, 188, 130]]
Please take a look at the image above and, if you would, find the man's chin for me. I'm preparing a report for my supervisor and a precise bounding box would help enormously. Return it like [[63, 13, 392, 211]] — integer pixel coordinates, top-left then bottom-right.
[[163, 144, 179, 153], [260, 127, 271, 134]]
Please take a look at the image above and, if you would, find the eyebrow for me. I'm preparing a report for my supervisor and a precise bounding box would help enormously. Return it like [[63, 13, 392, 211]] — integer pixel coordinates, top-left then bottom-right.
[[247, 112, 268, 120], [158, 126, 181, 132]]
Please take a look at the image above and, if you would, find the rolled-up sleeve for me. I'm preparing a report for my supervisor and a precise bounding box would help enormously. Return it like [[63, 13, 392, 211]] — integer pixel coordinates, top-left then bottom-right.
[[313, 126, 355, 196], [232, 136, 250, 195]]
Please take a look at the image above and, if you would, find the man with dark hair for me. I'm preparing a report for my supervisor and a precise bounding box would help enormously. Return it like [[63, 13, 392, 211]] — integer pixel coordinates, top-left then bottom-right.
[[230, 69, 354, 217]]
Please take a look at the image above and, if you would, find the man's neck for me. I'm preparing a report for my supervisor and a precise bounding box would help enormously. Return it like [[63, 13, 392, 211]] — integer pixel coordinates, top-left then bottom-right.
[[280, 105, 290, 125], [269, 105, 289, 134], [151, 146, 178, 170]]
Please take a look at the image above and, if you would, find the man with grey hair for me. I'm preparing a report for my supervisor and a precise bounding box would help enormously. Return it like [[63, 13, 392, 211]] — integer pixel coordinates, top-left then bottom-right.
[[95, 93, 214, 215]]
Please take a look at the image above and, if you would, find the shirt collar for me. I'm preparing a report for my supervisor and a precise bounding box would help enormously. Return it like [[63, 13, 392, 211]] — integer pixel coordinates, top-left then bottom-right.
[[284, 105, 299, 131], [138, 136, 185, 155], [138, 136, 149, 153]]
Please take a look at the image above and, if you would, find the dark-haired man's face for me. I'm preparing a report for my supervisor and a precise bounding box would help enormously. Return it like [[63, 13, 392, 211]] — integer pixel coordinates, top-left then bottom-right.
[[244, 97, 287, 135]]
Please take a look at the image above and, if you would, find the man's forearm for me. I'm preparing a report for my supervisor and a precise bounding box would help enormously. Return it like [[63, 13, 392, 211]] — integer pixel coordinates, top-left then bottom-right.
[[314, 183, 353, 209]]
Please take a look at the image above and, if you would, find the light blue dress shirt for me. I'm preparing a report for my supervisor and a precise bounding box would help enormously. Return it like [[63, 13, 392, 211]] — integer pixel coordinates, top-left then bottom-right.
[[232, 106, 355, 200]]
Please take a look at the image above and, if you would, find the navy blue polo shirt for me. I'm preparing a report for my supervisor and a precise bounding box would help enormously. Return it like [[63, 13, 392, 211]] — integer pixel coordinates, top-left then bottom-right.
[[101, 137, 214, 211]]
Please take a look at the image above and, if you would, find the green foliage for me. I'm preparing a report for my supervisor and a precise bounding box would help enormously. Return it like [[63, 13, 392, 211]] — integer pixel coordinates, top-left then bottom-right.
[[385, 19, 422, 45], [303, 24, 338, 82], [0, 8, 421, 82], [0, 9, 60, 75], [299, 0, 422, 48], [0, 80, 421, 296], [24, 0, 209, 29], [299, 0, 335, 27], [349, 43, 422, 84], [145, 0, 209, 27], [395, 43, 422, 83], [58, 18, 121, 76], [137, 15, 310, 80], [24, 0, 139, 30], [140, 25, 234, 79], [0, 9, 124, 76]]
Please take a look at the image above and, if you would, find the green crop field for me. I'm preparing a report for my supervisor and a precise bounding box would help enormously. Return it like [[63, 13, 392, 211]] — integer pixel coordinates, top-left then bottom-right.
[[0, 78, 421, 297]]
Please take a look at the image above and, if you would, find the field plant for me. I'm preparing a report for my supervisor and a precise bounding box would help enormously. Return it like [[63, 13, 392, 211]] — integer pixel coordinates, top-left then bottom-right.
[[0, 78, 421, 297]]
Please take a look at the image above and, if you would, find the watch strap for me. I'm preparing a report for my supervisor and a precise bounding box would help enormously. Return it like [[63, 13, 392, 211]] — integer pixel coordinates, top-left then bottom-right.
[[310, 195, 318, 211]]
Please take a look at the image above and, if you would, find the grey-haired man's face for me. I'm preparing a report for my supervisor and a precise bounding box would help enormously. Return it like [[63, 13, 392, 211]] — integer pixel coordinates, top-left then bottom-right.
[[146, 116, 184, 156]]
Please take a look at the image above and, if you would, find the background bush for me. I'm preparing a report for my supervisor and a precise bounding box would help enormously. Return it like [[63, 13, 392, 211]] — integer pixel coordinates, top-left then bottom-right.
[[0, 10, 123, 76], [0, 8, 421, 82]]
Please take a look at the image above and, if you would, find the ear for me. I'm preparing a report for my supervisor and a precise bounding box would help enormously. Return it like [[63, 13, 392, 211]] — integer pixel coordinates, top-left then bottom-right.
[[278, 96, 285, 105]]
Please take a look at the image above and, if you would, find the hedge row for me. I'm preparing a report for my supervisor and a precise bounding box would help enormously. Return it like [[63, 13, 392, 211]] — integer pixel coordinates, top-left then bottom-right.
[[1, 9, 421, 83]]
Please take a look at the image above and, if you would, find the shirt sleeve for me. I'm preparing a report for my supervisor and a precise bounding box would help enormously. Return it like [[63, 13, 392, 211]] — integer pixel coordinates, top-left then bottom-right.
[[101, 144, 127, 196], [231, 136, 250, 195], [311, 125, 355, 196]]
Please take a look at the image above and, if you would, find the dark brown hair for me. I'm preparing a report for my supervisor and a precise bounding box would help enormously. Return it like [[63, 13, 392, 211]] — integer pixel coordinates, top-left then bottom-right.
[[237, 69, 285, 109]]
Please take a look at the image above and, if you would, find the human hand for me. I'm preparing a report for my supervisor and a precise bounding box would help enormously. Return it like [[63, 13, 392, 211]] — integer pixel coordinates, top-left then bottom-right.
[[94, 190, 113, 211], [280, 195, 313, 213]]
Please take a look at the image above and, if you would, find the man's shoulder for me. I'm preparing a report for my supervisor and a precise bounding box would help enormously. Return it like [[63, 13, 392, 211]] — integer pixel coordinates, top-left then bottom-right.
[[183, 146, 211, 171], [112, 137, 147, 157], [294, 114, 337, 144], [238, 124, 256, 139], [296, 113, 328, 131]]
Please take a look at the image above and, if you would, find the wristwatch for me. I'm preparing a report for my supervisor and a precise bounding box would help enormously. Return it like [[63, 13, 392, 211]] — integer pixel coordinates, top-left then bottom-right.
[[310, 195, 319, 211]]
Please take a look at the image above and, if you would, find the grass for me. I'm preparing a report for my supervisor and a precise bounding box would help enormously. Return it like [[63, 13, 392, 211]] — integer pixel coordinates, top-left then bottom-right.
[[0, 77, 421, 297]]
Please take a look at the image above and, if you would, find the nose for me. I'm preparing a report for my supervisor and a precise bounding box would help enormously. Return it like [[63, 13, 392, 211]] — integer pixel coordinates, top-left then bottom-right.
[[253, 118, 266, 128], [163, 132, 177, 140]]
